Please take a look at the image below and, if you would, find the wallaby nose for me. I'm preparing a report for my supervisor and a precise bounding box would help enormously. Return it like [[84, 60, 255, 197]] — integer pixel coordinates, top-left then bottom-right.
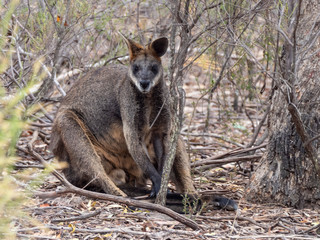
[[140, 79, 150, 90]]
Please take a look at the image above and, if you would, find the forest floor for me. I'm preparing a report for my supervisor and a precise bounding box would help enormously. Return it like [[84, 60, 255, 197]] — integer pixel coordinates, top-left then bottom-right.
[[13, 65, 320, 240]]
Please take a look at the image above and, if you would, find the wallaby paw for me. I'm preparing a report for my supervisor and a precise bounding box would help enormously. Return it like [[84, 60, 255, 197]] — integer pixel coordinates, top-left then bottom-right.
[[148, 188, 157, 198]]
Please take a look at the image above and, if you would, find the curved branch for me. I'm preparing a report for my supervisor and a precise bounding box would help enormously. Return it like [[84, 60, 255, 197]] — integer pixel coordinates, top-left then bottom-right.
[[23, 130, 201, 230]]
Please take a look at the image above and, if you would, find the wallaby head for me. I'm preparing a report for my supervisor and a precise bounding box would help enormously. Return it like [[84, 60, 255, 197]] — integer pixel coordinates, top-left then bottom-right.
[[121, 35, 168, 93]]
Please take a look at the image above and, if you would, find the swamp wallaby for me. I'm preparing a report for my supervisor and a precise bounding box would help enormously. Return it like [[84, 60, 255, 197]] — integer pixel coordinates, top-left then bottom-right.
[[50, 36, 197, 198]]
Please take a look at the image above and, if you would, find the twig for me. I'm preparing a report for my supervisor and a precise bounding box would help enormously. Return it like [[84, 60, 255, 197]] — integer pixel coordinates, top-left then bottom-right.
[[135, 0, 144, 44], [182, 131, 245, 148], [51, 209, 102, 223], [14, 164, 44, 169], [30, 122, 52, 127], [16, 233, 57, 240], [304, 134, 320, 148], [197, 215, 270, 232], [221, 234, 317, 239], [278, 220, 295, 234], [300, 223, 320, 234], [205, 33, 237, 131], [189, 2, 222, 30], [16, 45, 66, 97], [20, 225, 160, 238], [191, 154, 262, 168], [246, 105, 270, 148], [211, 143, 267, 160], [19, 224, 200, 238], [25, 206, 82, 214]]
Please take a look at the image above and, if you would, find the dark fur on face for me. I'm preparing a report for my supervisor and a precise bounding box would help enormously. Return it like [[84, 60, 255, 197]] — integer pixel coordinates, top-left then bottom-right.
[[124, 37, 168, 94], [129, 55, 163, 93]]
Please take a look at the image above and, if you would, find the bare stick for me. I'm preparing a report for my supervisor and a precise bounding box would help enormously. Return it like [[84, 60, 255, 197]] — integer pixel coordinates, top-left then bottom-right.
[[181, 132, 245, 148], [191, 155, 262, 168], [209, 143, 267, 160], [16, 233, 57, 240], [246, 105, 270, 148], [51, 209, 102, 223], [197, 215, 269, 232], [33, 183, 200, 230], [19, 224, 200, 238], [300, 223, 320, 234]]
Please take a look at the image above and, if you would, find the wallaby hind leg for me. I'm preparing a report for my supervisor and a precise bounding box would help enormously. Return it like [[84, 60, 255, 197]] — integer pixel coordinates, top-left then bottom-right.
[[172, 137, 197, 195], [54, 110, 126, 197]]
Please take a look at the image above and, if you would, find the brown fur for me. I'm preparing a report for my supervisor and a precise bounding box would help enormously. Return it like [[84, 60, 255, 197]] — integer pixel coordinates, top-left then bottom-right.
[[50, 36, 197, 197], [108, 169, 126, 186]]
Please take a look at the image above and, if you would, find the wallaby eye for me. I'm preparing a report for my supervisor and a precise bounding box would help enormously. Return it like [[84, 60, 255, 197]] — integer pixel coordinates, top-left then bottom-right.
[[151, 64, 158, 74], [132, 64, 140, 74]]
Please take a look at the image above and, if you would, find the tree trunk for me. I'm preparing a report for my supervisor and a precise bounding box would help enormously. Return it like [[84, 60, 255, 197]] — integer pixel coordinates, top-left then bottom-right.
[[246, 0, 320, 208]]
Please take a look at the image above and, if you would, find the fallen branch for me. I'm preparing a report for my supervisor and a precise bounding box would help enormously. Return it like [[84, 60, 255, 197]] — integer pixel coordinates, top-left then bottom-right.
[[300, 223, 320, 234], [30, 122, 52, 128], [16, 233, 57, 240], [18, 224, 201, 238], [32, 185, 200, 230], [14, 164, 44, 169], [191, 154, 262, 168], [204, 143, 267, 161], [197, 215, 270, 232], [25, 131, 201, 230], [51, 209, 102, 223], [19, 225, 161, 238], [182, 132, 245, 148]]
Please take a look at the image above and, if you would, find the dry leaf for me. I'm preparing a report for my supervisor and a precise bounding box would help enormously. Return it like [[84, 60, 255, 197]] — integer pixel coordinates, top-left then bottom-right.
[[39, 203, 50, 207], [68, 223, 76, 234]]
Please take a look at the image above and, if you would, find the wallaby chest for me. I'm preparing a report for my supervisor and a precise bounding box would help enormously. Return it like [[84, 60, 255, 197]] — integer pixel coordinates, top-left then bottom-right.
[[129, 84, 168, 134]]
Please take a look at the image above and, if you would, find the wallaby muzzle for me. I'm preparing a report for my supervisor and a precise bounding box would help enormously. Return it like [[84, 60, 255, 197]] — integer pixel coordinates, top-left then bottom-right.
[[139, 79, 151, 91]]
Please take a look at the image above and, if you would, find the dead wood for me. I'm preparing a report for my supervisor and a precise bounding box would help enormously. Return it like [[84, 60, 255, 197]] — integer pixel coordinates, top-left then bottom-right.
[[197, 215, 269, 232], [33, 185, 201, 230], [203, 143, 267, 160], [51, 209, 102, 223], [191, 154, 262, 168], [18, 224, 201, 238], [16, 233, 57, 240], [14, 163, 44, 169], [246, 105, 270, 148], [182, 132, 245, 148], [301, 223, 320, 234]]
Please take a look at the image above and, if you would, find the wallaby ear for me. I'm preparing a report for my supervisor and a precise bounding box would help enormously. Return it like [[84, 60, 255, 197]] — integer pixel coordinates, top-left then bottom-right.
[[149, 37, 168, 58], [119, 32, 144, 61]]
